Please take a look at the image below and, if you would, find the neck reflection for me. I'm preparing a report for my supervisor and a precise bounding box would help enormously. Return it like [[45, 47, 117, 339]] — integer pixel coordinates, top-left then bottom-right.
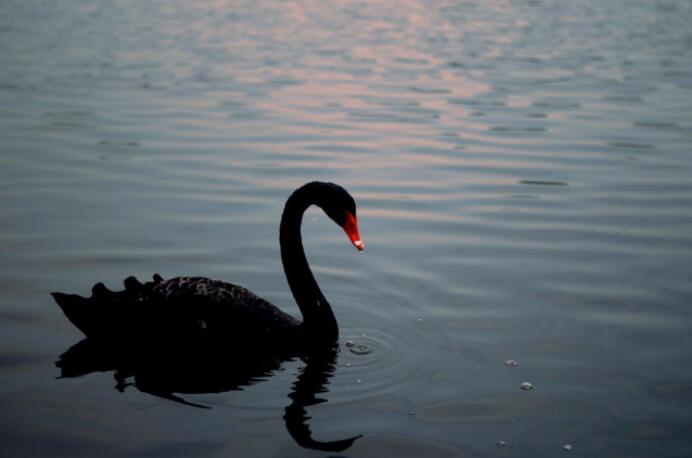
[[284, 348, 362, 452], [56, 339, 361, 452]]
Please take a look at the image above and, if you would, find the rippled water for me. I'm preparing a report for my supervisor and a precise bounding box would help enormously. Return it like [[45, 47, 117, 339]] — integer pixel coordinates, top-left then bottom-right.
[[2, 0, 692, 456]]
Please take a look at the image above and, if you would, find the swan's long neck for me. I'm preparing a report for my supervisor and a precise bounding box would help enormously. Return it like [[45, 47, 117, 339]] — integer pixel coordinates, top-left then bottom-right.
[[280, 186, 338, 344]]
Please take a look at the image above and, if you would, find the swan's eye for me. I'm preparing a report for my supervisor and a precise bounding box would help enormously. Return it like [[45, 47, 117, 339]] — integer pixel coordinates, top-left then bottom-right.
[[342, 212, 364, 251]]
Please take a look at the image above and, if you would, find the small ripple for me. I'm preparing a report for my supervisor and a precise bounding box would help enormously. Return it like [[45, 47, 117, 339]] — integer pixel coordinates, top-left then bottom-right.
[[0, 309, 37, 323], [416, 396, 540, 424], [406, 86, 451, 94], [531, 100, 581, 110], [602, 94, 643, 103], [351, 434, 465, 458], [607, 141, 656, 150], [98, 140, 140, 147], [519, 179, 568, 186], [606, 421, 684, 441], [48, 121, 91, 129], [0, 352, 46, 369], [489, 125, 547, 133], [45, 111, 93, 117], [647, 381, 692, 401], [632, 121, 680, 130]]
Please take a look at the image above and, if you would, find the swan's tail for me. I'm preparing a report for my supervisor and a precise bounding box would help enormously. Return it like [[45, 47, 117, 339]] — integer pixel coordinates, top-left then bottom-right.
[[51, 274, 164, 338], [51, 291, 94, 336]]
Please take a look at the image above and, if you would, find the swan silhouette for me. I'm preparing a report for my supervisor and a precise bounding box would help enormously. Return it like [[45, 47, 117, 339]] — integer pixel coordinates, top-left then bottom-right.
[[51, 181, 364, 351]]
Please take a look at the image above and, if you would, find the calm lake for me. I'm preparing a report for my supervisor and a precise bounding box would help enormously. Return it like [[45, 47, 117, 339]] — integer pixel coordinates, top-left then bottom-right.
[[1, 0, 692, 456]]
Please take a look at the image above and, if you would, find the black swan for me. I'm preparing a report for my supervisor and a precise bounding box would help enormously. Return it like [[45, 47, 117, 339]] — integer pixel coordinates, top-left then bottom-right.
[[51, 181, 364, 352]]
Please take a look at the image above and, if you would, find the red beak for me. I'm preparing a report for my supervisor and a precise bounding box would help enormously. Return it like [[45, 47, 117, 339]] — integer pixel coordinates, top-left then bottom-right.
[[343, 212, 364, 251]]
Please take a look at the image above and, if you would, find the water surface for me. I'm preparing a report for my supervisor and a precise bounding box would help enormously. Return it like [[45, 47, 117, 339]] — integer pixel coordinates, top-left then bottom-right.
[[1, 0, 692, 456]]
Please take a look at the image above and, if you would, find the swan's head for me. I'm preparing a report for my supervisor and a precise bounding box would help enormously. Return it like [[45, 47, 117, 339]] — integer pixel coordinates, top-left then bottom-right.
[[312, 182, 364, 252]]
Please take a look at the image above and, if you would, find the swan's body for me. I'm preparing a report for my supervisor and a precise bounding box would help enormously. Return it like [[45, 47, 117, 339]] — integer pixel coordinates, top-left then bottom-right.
[[52, 182, 363, 352]]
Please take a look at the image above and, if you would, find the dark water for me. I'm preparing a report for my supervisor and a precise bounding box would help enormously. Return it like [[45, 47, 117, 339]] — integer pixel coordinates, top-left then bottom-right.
[[2, 0, 692, 456]]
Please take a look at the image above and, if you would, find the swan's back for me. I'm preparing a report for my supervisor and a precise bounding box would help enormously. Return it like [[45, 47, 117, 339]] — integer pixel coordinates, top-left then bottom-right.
[[52, 274, 301, 348]]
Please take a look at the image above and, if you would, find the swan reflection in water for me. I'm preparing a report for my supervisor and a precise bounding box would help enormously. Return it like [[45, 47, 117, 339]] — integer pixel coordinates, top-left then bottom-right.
[[56, 339, 362, 452]]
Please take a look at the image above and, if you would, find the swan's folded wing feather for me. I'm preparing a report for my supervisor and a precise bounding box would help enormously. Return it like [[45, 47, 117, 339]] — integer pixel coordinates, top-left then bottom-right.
[[151, 276, 301, 338]]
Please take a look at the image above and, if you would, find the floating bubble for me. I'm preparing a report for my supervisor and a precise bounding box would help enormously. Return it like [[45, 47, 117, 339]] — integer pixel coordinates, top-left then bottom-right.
[[505, 360, 518, 366], [520, 382, 533, 391], [563, 444, 573, 451], [496, 441, 507, 448], [345, 340, 355, 347], [349, 344, 372, 355]]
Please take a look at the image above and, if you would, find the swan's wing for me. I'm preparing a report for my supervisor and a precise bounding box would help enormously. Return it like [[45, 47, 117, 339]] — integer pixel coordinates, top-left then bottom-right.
[[153, 276, 268, 309], [52, 274, 300, 342], [151, 276, 301, 338]]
